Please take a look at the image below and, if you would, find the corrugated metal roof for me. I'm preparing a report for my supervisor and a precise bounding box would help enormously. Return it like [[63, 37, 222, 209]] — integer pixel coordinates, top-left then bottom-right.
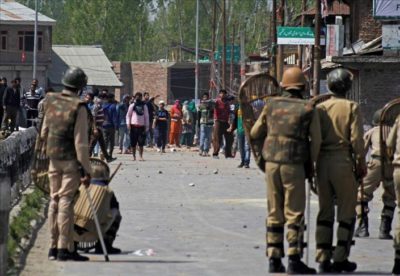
[[0, 0, 56, 25], [49, 45, 122, 87]]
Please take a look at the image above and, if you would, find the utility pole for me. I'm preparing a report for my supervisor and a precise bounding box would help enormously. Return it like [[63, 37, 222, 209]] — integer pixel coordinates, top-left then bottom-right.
[[313, 0, 321, 96], [277, 0, 285, 82], [298, 0, 307, 69], [210, 0, 217, 97], [271, 0, 277, 79], [240, 28, 245, 84], [33, 0, 38, 80], [195, 0, 199, 100], [222, 0, 227, 89], [230, 23, 235, 91]]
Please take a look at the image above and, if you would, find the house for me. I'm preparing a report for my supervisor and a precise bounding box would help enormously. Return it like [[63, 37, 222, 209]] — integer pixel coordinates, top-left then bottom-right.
[[0, 0, 56, 88], [326, 0, 400, 123], [49, 45, 122, 93]]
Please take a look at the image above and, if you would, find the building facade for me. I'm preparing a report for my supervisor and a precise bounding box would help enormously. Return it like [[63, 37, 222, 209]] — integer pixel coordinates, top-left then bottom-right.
[[0, 0, 55, 89]]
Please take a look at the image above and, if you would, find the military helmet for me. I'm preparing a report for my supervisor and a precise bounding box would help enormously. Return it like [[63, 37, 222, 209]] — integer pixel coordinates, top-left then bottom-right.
[[372, 109, 382, 126], [281, 67, 306, 90], [62, 67, 88, 89], [90, 159, 110, 182], [327, 68, 353, 95]]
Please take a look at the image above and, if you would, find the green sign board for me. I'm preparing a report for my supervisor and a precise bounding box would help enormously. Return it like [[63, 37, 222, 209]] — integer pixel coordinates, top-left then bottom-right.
[[214, 45, 240, 63], [277, 27, 315, 45]]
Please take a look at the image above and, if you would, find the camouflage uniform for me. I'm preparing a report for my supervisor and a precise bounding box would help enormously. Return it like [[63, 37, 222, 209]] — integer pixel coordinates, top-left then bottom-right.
[[250, 91, 321, 260], [355, 126, 396, 238], [386, 116, 400, 273], [41, 90, 91, 253], [315, 96, 365, 264]]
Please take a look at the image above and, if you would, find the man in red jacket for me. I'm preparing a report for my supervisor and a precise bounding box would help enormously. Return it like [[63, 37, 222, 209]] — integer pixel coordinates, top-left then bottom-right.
[[212, 89, 233, 158]]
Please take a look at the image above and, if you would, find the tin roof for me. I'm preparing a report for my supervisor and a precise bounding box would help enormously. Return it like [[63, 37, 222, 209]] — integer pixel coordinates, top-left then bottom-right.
[[49, 45, 122, 87], [0, 0, 56, 25]]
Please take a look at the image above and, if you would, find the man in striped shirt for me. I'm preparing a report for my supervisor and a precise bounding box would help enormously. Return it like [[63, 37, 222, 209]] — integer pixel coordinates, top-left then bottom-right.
[[89, 94, 115, 162]]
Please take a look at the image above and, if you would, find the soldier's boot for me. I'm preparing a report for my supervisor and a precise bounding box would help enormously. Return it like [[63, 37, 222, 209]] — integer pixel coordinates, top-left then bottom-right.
[[268, 257, 286, 273], [287, 254, 316, 274], [331, 259, 357, 273], [95, 240, 121, 255], [379, 215, 393, 240], [318, 260, 332, 273], [354, 215, 369, 238], [57, 248, 89, 261], [393, 258, 400, 275]]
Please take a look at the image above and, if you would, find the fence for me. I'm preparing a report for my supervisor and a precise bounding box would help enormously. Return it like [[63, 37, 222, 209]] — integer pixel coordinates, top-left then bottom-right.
[[0, 128, 37, 276]]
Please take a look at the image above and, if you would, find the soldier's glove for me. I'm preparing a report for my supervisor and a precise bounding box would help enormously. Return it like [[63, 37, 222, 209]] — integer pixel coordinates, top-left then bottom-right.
[[80, 174, 91, 188]]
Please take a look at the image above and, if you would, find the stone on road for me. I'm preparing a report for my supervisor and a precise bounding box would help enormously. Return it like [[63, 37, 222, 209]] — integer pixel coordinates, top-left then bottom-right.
[[22, 151, 393, 275]]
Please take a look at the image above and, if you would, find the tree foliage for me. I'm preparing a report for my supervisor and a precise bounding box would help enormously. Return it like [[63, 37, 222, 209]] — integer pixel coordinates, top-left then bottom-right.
[[17, 0, 309, 61]]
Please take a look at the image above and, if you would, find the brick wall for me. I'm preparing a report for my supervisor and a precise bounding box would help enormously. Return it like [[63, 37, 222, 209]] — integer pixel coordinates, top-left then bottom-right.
[[131, 62, 169, 102], [353, 0, 381, 42], [358, 66, 400, 124], [112, 61, 133, 101]]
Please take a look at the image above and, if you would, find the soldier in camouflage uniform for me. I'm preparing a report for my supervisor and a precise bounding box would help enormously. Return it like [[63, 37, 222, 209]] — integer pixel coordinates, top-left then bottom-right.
[[41, 67, 92, 261], [355, 109, 396, 239], [250, 67, 321, 274], [315, 68, 367, 273], [386, 115, 400, 274]]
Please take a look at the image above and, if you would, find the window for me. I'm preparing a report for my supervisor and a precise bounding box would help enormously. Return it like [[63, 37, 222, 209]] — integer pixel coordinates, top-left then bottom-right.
[[18, 31, 43, 52], [0, 31, 7, 50]]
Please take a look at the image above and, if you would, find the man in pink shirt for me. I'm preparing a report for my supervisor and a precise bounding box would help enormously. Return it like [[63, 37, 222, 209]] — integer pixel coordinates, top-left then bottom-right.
[[126, 92, 149, 161]]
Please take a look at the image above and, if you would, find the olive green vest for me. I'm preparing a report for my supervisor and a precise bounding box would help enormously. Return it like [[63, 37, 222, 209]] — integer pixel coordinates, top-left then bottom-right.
[[45, 91, 84, 160], [263, 97, 314, 164]]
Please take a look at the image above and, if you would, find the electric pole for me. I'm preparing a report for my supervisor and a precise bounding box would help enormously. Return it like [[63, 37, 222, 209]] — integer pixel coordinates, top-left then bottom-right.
[[222, 0, 227, 89], [313, 0, 321, 96], [33, 0, 38, 80], [277, 0, 285, 82], [271, 0, 277, 80], [298, 0, 307, 69], [195, 0, 199, 100]]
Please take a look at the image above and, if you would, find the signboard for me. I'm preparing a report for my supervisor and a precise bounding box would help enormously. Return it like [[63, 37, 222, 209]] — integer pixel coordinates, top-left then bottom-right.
[[277, 27, 325, 45], [214, 45, 240, 63], [374, 0, 400, 19], [382, 24, 400, 49], [277, 27, 315, 45]]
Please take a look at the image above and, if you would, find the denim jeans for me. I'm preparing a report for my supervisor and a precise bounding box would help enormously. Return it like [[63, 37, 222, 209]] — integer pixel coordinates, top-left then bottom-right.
[[200, 124, 213, 153], [237, 131, 250, 165], [119, 125, 130, 151]]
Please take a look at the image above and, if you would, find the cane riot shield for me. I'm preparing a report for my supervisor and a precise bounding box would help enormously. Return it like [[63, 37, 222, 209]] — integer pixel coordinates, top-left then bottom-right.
[[238, 72, 279, 172], [31, 135, 50, 194], [380, 98, 400, 180]]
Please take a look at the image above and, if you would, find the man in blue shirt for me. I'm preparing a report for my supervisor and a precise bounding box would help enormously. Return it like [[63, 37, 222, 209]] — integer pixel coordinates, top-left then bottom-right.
[[117, 94, 131, 154], [102, 93, 118, 159]]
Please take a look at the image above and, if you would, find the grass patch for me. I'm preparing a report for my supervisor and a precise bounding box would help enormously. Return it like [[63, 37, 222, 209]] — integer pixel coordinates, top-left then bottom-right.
[[7, 187, 46, 273]]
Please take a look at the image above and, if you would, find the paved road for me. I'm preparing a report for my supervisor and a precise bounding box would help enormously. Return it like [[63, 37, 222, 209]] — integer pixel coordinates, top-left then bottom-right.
[[22, 150, 393, 275]]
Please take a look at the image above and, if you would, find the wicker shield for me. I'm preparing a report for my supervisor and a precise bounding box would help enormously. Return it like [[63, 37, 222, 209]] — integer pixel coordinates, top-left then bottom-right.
[[31, 136, 50, 194], [238, 72, 279, 171], [379, 98, 400, 180]]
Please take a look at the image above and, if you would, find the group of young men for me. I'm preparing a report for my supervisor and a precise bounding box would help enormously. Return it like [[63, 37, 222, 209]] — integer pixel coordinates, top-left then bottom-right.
[[252, 66, 400, 274], [0, 76, 45, 132]]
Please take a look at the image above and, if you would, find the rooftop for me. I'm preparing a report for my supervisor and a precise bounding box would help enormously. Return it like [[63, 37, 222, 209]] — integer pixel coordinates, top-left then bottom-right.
[[0, 0, 56, 25], [303, 0, 350, 16], [49, 45, 122, 87]]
